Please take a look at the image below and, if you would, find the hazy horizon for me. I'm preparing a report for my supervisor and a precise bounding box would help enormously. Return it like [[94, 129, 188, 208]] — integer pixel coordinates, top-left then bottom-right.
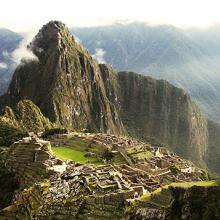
[[1, 0, 220, 32]]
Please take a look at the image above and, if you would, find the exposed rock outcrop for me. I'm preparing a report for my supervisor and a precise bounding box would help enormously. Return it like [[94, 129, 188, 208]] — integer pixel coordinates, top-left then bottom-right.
[[100, 67, 208, 166], [117, 71, 208, 166]]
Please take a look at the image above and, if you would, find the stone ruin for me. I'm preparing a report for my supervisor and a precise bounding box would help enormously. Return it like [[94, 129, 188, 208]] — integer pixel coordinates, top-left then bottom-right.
[[50, 132, 203, 191], [0, 137, 144, 219], [4, 137, 69, 188], [0, 134, 205, 219]]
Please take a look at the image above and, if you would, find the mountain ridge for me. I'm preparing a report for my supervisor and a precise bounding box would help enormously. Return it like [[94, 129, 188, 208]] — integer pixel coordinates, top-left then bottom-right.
[[2, 23, 220, 123], [72, 22, 220, 122]]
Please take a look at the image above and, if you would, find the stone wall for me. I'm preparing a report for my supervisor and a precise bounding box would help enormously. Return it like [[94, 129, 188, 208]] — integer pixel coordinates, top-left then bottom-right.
[[4, 137, 57, 188]]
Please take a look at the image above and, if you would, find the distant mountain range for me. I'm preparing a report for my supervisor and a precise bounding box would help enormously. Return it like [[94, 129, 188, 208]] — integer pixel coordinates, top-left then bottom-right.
[[1, 23, 220, 123], [0, 28, 22, 94], [71, 23, 220, 122]]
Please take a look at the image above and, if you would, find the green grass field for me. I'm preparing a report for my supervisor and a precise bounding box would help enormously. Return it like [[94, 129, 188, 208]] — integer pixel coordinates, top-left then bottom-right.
[[52, 136, 126, 165], [52, 146, 101, 164], [169, 180, 217, 188]]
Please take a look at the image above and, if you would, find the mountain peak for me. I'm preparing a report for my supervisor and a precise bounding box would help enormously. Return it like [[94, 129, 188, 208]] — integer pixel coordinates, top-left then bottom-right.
[[40, 20, 68, 37], [2, 21, 125, 135], [38, 20, 68, 38], [30, 20, 74, 54]]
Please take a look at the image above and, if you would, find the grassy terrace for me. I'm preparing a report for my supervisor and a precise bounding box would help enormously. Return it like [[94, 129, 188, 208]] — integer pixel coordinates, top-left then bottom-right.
[[143, 180, 218, 197], [52, 146, 104, 165], [51, 138, 105, 165], [51, 137, 126, 165], [167, 180, 217, 188], [139, 180, 219, 206]]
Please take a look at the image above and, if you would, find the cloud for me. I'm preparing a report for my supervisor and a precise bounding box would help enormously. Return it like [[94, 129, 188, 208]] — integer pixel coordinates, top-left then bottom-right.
[[0, 62, 8, 69], [96, 41, 102, 46], [92, 48, 106, 63], [11, 32, 38, 65], [2, 51, 9, 58]]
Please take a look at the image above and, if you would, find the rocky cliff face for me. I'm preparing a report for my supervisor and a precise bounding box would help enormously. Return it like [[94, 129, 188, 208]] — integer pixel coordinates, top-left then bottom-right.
[[2, 21, 124, 135], [117, 72, 208, 166], [0, 21, 208, 167], [169, 186, 220, 219], [100, 67, 208, 166]]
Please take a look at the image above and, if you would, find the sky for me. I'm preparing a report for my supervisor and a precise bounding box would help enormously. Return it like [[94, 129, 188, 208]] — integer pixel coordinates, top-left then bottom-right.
[[1, 0, 220, 32]]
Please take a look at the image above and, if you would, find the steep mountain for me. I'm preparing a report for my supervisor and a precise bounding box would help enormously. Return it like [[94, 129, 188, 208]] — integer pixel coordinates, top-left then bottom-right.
[[2, 23, 220, 123], [0, 21, 208, 167], [186, 24, 220, 58], [100, 67, 208, 166], [117, 72, 208, 165], [0, 28, 22, 95], [0, 21, 124, 135], [72, 23, 220, 122]]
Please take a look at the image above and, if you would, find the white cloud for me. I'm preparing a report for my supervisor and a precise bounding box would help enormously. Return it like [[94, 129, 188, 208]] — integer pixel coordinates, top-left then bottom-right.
[[92, 48, 106, 64], [0, 62, 8, 69], [11, 32, 38, 65], [2, 51, 9, 58], [96, 41, 102, 46]]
